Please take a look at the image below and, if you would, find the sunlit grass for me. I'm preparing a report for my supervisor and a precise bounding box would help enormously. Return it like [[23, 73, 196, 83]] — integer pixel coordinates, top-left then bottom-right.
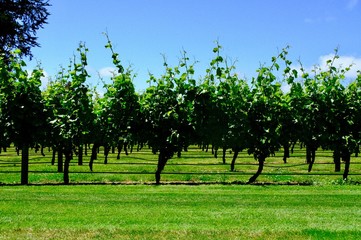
[[1, 147, 361, 239], [1, 185, 361, 239]]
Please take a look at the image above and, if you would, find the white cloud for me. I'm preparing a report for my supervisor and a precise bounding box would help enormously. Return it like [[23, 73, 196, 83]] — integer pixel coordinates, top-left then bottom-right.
[[98, 67, 117, 78], [304, 18, 313, 23], [281, 83, 291, 93], [291, 54, 361, 79], [318, 54, 361, 78], [304, 16, 336, 24], [26, 69, 50, 89], [347, 0, 359, 10], [40, 70, 49, 89]]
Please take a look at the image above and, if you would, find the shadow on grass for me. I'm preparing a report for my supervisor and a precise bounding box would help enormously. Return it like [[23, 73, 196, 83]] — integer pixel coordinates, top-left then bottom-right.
[[0, 180, 318, 187]]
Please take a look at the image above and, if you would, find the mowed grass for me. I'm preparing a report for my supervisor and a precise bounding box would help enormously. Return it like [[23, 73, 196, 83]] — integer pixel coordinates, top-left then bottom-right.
[[1, 184, 361, 239], [2, 144, 361, 185], [1, 147, 361, 239]]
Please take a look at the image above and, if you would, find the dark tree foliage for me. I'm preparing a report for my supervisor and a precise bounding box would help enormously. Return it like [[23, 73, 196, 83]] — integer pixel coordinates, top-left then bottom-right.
[[0, 51, 47, 184], [0, 0, 50, 60]]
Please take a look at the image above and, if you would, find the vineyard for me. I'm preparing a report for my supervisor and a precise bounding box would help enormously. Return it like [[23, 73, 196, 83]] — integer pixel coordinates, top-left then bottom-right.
[[1, 144, 361, 185], [1, 37, 361, 185]]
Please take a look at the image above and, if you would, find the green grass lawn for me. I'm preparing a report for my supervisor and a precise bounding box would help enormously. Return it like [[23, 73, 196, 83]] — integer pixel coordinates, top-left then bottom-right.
[[1, 146, 361, 239], [1, 185, 361, 239]]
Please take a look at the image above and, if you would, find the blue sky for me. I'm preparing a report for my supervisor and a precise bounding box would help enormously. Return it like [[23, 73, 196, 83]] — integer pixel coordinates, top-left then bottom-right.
[[26, 0, 361, 92]]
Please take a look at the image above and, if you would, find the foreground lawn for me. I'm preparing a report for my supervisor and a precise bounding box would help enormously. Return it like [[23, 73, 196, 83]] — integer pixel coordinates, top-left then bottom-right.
[[1, 185, 361, 239]]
